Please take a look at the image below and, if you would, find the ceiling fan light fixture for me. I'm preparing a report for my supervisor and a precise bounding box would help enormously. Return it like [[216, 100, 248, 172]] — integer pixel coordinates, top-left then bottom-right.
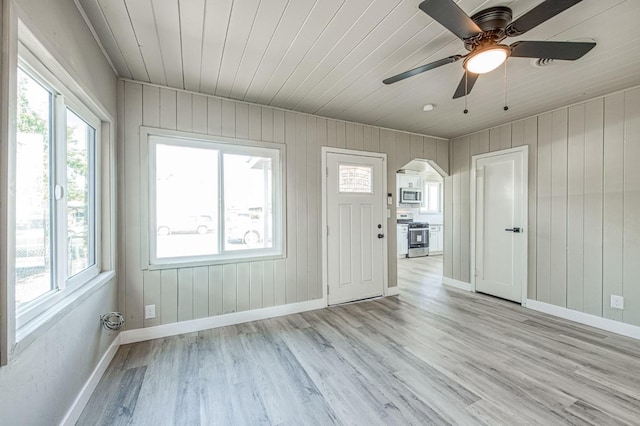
[[464, 45, 510, 74]]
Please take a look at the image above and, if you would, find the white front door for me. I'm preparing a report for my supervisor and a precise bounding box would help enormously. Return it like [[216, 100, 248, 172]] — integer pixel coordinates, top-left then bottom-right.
[[473, 147, 528, 303], [326, 152, 385, 305]]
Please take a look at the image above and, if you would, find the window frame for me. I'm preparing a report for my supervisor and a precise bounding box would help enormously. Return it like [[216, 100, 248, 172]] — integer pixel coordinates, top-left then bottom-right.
[[15, 45, 102, 329], [142, 127, 286, 269]]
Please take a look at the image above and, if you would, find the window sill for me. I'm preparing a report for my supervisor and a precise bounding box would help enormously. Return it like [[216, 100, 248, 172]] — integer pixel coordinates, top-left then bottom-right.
[[146, 253, 286, 271], [12, 270, 116, 359]]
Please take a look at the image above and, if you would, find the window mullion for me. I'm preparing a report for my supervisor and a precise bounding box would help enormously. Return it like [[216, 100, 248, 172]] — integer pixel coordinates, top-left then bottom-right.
[[53, 94, 68, 290]]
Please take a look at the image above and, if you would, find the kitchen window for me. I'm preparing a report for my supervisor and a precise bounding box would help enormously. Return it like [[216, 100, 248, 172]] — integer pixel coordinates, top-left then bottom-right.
[[15, 59, 101, 327], [421, 181, 442, 213], [148, 133, 284, 265]]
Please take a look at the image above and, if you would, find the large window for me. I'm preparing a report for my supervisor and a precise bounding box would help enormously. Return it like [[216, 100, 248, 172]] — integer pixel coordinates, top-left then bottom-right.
[[15, 61, 100, 323], [149, 134, 283, 265]]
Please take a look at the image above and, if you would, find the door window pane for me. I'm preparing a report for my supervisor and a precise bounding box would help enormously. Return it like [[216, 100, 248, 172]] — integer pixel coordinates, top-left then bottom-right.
[[67, 109, 95, 277], [224, 153, 273, 251], [16, 68, 53, 306], [155, 143, 219, 258], [339, 164, 372, 193]]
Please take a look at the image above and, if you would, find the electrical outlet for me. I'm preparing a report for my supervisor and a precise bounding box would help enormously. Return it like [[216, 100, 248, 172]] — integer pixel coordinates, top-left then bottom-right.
[[610, 295, 624, 310], [144, 304, 156, 319]]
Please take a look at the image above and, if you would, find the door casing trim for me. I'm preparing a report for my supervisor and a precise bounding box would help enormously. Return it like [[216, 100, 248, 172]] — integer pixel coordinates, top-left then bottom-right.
[[470, 145, 528, 306], [321, 147, 388, 306]]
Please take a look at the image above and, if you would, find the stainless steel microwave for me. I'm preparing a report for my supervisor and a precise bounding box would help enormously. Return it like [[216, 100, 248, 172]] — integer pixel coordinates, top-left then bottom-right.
[[400, 188, 422, 204]]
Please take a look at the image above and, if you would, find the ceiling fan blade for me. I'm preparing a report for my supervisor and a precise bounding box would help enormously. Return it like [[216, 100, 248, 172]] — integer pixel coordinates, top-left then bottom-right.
[[419, 0, 482, 40], [383, 55, 463, 85], [510, 41, 596, 60], [505, 0, 582, 37], [452, 71, 479, 99]]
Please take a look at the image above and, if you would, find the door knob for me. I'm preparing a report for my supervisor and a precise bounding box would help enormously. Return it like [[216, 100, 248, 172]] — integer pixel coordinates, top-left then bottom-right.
[[377, 224, 382, 229], [505, 227, 521, 233], [377, 234, 384, 239]]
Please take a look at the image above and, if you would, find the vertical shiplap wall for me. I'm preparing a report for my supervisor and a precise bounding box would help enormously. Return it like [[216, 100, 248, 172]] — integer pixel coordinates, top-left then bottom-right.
[[121, 81, 449, 330], [445, 87, 640, 327]]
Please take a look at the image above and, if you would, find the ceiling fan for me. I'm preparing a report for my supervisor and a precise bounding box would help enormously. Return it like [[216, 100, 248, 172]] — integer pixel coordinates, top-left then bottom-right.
[[383, 0, 596, 100]]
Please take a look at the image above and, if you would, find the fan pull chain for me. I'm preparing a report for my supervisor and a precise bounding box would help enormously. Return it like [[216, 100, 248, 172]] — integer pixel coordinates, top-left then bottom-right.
[[463, 71, 469, 114], [503, 61, 509, 111]]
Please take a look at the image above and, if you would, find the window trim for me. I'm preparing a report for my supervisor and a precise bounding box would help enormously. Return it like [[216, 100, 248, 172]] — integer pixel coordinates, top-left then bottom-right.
[[141, 126, 287, 270], [15, 45, 102, 329]]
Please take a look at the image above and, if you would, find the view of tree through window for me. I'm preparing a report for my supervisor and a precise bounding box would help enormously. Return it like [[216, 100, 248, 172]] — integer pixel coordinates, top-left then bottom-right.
[[16, 67, 98, 310], [15, 68, 52, 307], [67, 109, 95, 277]]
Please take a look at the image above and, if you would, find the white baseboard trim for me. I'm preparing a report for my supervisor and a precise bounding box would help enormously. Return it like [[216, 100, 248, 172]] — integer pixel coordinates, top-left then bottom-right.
[[120, 298, 327, 345], [442, 277, 472, 292], [61, 334, 121, 426], [526, 299, 640, 340], [387, 286, 400, 296]]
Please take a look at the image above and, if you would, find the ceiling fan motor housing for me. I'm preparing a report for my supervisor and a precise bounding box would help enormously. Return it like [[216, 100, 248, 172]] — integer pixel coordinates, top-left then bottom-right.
[[465, 7, 513, 50]]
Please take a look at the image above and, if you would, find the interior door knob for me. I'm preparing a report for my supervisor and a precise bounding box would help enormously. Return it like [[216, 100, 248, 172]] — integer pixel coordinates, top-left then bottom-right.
[[377, 234, 384, 239], [505, 227, 521, 233]]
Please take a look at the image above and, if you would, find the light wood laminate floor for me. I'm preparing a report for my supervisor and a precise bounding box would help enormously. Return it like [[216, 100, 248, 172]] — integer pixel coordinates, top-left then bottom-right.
[[80, 255, 640, 425]]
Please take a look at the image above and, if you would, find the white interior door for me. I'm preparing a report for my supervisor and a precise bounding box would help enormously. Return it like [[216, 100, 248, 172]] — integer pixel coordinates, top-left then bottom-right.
[[326, 152, 385, 305], [474, 148, 527, 303]]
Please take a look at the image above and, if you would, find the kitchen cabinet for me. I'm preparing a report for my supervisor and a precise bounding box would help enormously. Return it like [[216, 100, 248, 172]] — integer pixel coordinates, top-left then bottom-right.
[[397, 224, 408, 257], [398, 174, 421, 190], [429, 225, 443, 254]]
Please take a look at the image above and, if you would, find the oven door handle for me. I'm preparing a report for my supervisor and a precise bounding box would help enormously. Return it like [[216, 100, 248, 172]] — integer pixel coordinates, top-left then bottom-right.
[[409, 227, 428, 231]]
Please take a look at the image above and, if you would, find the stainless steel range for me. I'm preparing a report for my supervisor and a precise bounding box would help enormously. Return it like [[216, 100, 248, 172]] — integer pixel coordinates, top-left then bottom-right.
[[407, 222, 429, 258]]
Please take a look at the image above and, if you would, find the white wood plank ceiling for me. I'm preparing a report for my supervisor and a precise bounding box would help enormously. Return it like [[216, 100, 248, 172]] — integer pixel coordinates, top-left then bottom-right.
[[78, 0, 640, 138]]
